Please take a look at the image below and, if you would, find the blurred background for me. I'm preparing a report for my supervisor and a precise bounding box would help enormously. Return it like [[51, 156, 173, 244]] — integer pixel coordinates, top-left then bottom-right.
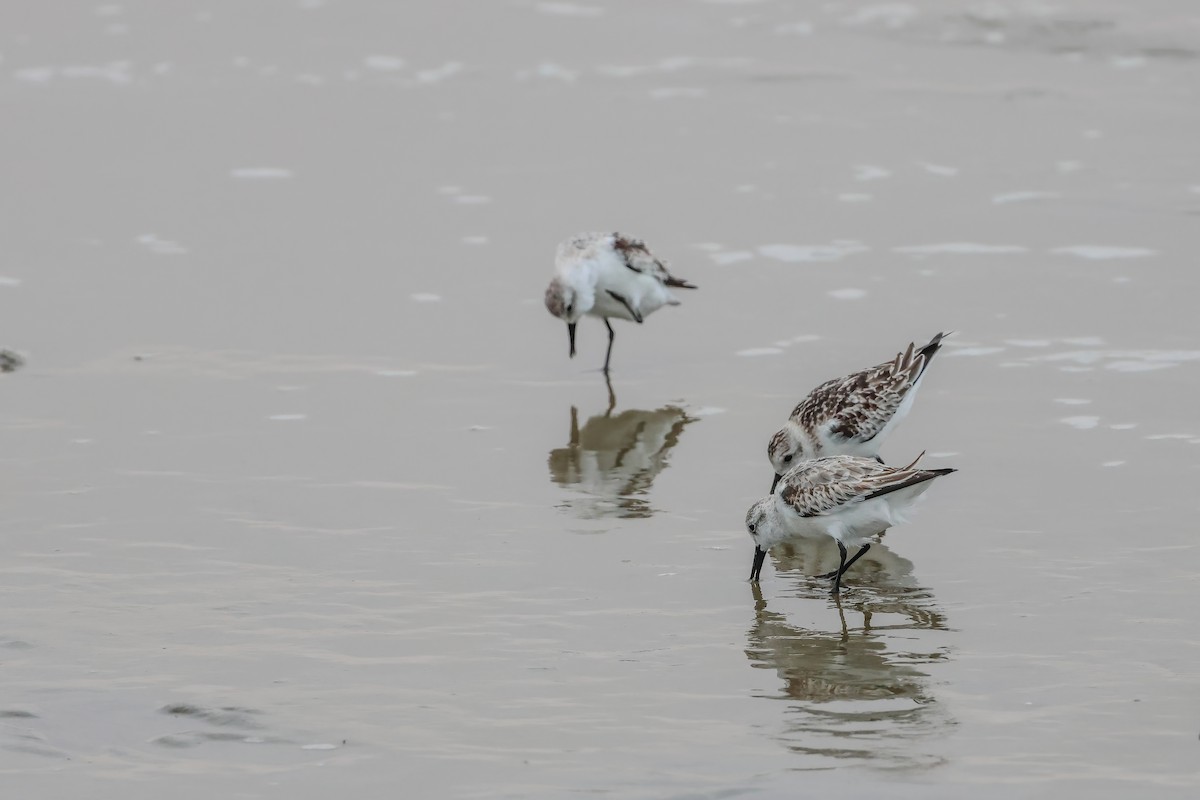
[[2, 2, 1198, 797]]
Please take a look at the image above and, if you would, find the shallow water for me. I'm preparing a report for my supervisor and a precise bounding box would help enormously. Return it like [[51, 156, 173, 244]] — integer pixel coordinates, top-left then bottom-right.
[[2, 1, 1199, 797]]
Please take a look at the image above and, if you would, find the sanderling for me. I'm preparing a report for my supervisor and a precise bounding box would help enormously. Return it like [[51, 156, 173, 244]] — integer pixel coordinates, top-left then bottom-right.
[[746, 453, 955, 594], [766, 332, 947, 492], [544, 232, 696, 374]]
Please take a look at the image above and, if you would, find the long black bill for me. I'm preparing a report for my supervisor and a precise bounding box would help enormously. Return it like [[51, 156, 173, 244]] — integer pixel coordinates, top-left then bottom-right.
[[750, 547, 768, 582], [567, 322, 577, 358], [769, 473, 782, 494]]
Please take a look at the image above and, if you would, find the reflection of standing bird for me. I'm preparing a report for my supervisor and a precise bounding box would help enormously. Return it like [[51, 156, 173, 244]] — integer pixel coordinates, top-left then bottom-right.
[[544, 232, 696, 374], [548, 404, 696, 519], [746, 454, 955, 593], [766, 333, 947, 492]]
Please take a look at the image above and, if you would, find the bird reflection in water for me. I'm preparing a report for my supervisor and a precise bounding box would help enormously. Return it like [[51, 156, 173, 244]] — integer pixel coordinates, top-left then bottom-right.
[[547, 378, 697, 519], [746, 539, 953, 769], [0, 349, 24, 373]]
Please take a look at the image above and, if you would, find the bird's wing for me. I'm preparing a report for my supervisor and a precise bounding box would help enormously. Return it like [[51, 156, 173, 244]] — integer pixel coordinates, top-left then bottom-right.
[[790, 341, 931, 445], [778, 455, 947, 517], [611, 233, 696, 289]]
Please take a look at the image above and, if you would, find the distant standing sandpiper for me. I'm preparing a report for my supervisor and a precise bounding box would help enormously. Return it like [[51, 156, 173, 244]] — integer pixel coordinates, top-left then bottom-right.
[[544, 232, 696, 375]]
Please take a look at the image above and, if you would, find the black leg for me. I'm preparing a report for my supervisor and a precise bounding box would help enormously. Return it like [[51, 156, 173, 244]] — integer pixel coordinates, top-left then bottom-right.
[[602, 319, 616, 374], [831, 541, 848, 595], [603, 372, 617, 416], [817, 543, 870, 580]]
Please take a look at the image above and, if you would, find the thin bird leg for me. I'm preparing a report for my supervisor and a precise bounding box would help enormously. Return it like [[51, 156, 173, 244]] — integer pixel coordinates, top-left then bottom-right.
[[602, 319, 616, 375], [604, 371, 617, 416], [831, 541, 848, 595], [817, 543, 871, 580]]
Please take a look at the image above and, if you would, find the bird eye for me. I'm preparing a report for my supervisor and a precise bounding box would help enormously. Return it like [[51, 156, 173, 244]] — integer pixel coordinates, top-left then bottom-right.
[[748, 523, 756, 533], [566, 303, 574, 314], [783, 454, 793, 463]]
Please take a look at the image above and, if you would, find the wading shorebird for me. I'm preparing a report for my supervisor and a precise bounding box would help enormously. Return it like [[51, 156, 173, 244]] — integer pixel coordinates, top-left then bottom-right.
[[766, 333, 948, 493], [544, 232, 696, 374], [746, 453, 956, 594]]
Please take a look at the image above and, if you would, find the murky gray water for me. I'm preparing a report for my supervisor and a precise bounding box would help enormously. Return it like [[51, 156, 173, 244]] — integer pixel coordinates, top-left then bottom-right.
[[3, 1, 1199, 796]]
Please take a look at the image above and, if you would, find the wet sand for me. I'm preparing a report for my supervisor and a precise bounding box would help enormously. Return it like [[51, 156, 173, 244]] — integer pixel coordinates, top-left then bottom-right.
[[2, 1, 1199, 796]]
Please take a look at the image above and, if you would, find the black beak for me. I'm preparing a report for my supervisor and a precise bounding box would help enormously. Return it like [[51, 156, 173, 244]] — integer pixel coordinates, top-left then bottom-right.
[[567, 322, 577, 358], [750, 546, 768, 582], [769, 473, 782, 494]]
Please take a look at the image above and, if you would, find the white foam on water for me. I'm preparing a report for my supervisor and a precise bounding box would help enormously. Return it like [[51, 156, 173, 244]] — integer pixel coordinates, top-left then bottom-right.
[[774, 22, 814, 35], [437, 186, 461, 195], [1061, 337, 1105, 346], [853, 164, 890, 181], [1145, 433, 1195, 441], [842, 4, 916, 28], [945, 347, 1006, 357], [461, 236, 489, 245], [1107, 361, 1175, 372], [517, 63, 578, 81], [230, 167, 292, 179], [411, 293, 442, 303], [650, 87, 706, 99], [919, 162, 958, 176], [1005, 339, 1051, 347], [1102, 461, 1126, 468], [757, 242, 867, 262], [0, 277, 20, 287], [269, 414, 307, 421], [690, 407, 727, 417], [135, 234, 187, 255], [1109, 423, 1138, 430], [1083, 129, 1103, 139], [993, 191, 1059, 204], [1054, 398, 1091, 405], [1190, 185, 1200, 194], [736, 347, 784, 357], [363, 55, 405, 71], [828, 288, 866, 300], [301, 743, 338, 750], [895, 243, 1027, 255], [927, 452, 958, 458], [710, 251, 753, 265], [838, 193, 872, 202], [1051, 246, 1156, 260], [1061, 416, 1099, 430], [454, 195, 491, 204], [1057, 161, 1083, 173], [374, 369, 418, 377], [18, 62, 134, 85], [1110, 56, 1146, 69], [416, 62, 462, 84], [536, 2, 603, 16]]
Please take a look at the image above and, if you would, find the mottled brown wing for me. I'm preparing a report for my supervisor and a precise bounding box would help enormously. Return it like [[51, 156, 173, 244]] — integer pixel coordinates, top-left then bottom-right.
[[791, 343, 926, 444], [612, 233, 697, 289], [778, 455, 947, 518]]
